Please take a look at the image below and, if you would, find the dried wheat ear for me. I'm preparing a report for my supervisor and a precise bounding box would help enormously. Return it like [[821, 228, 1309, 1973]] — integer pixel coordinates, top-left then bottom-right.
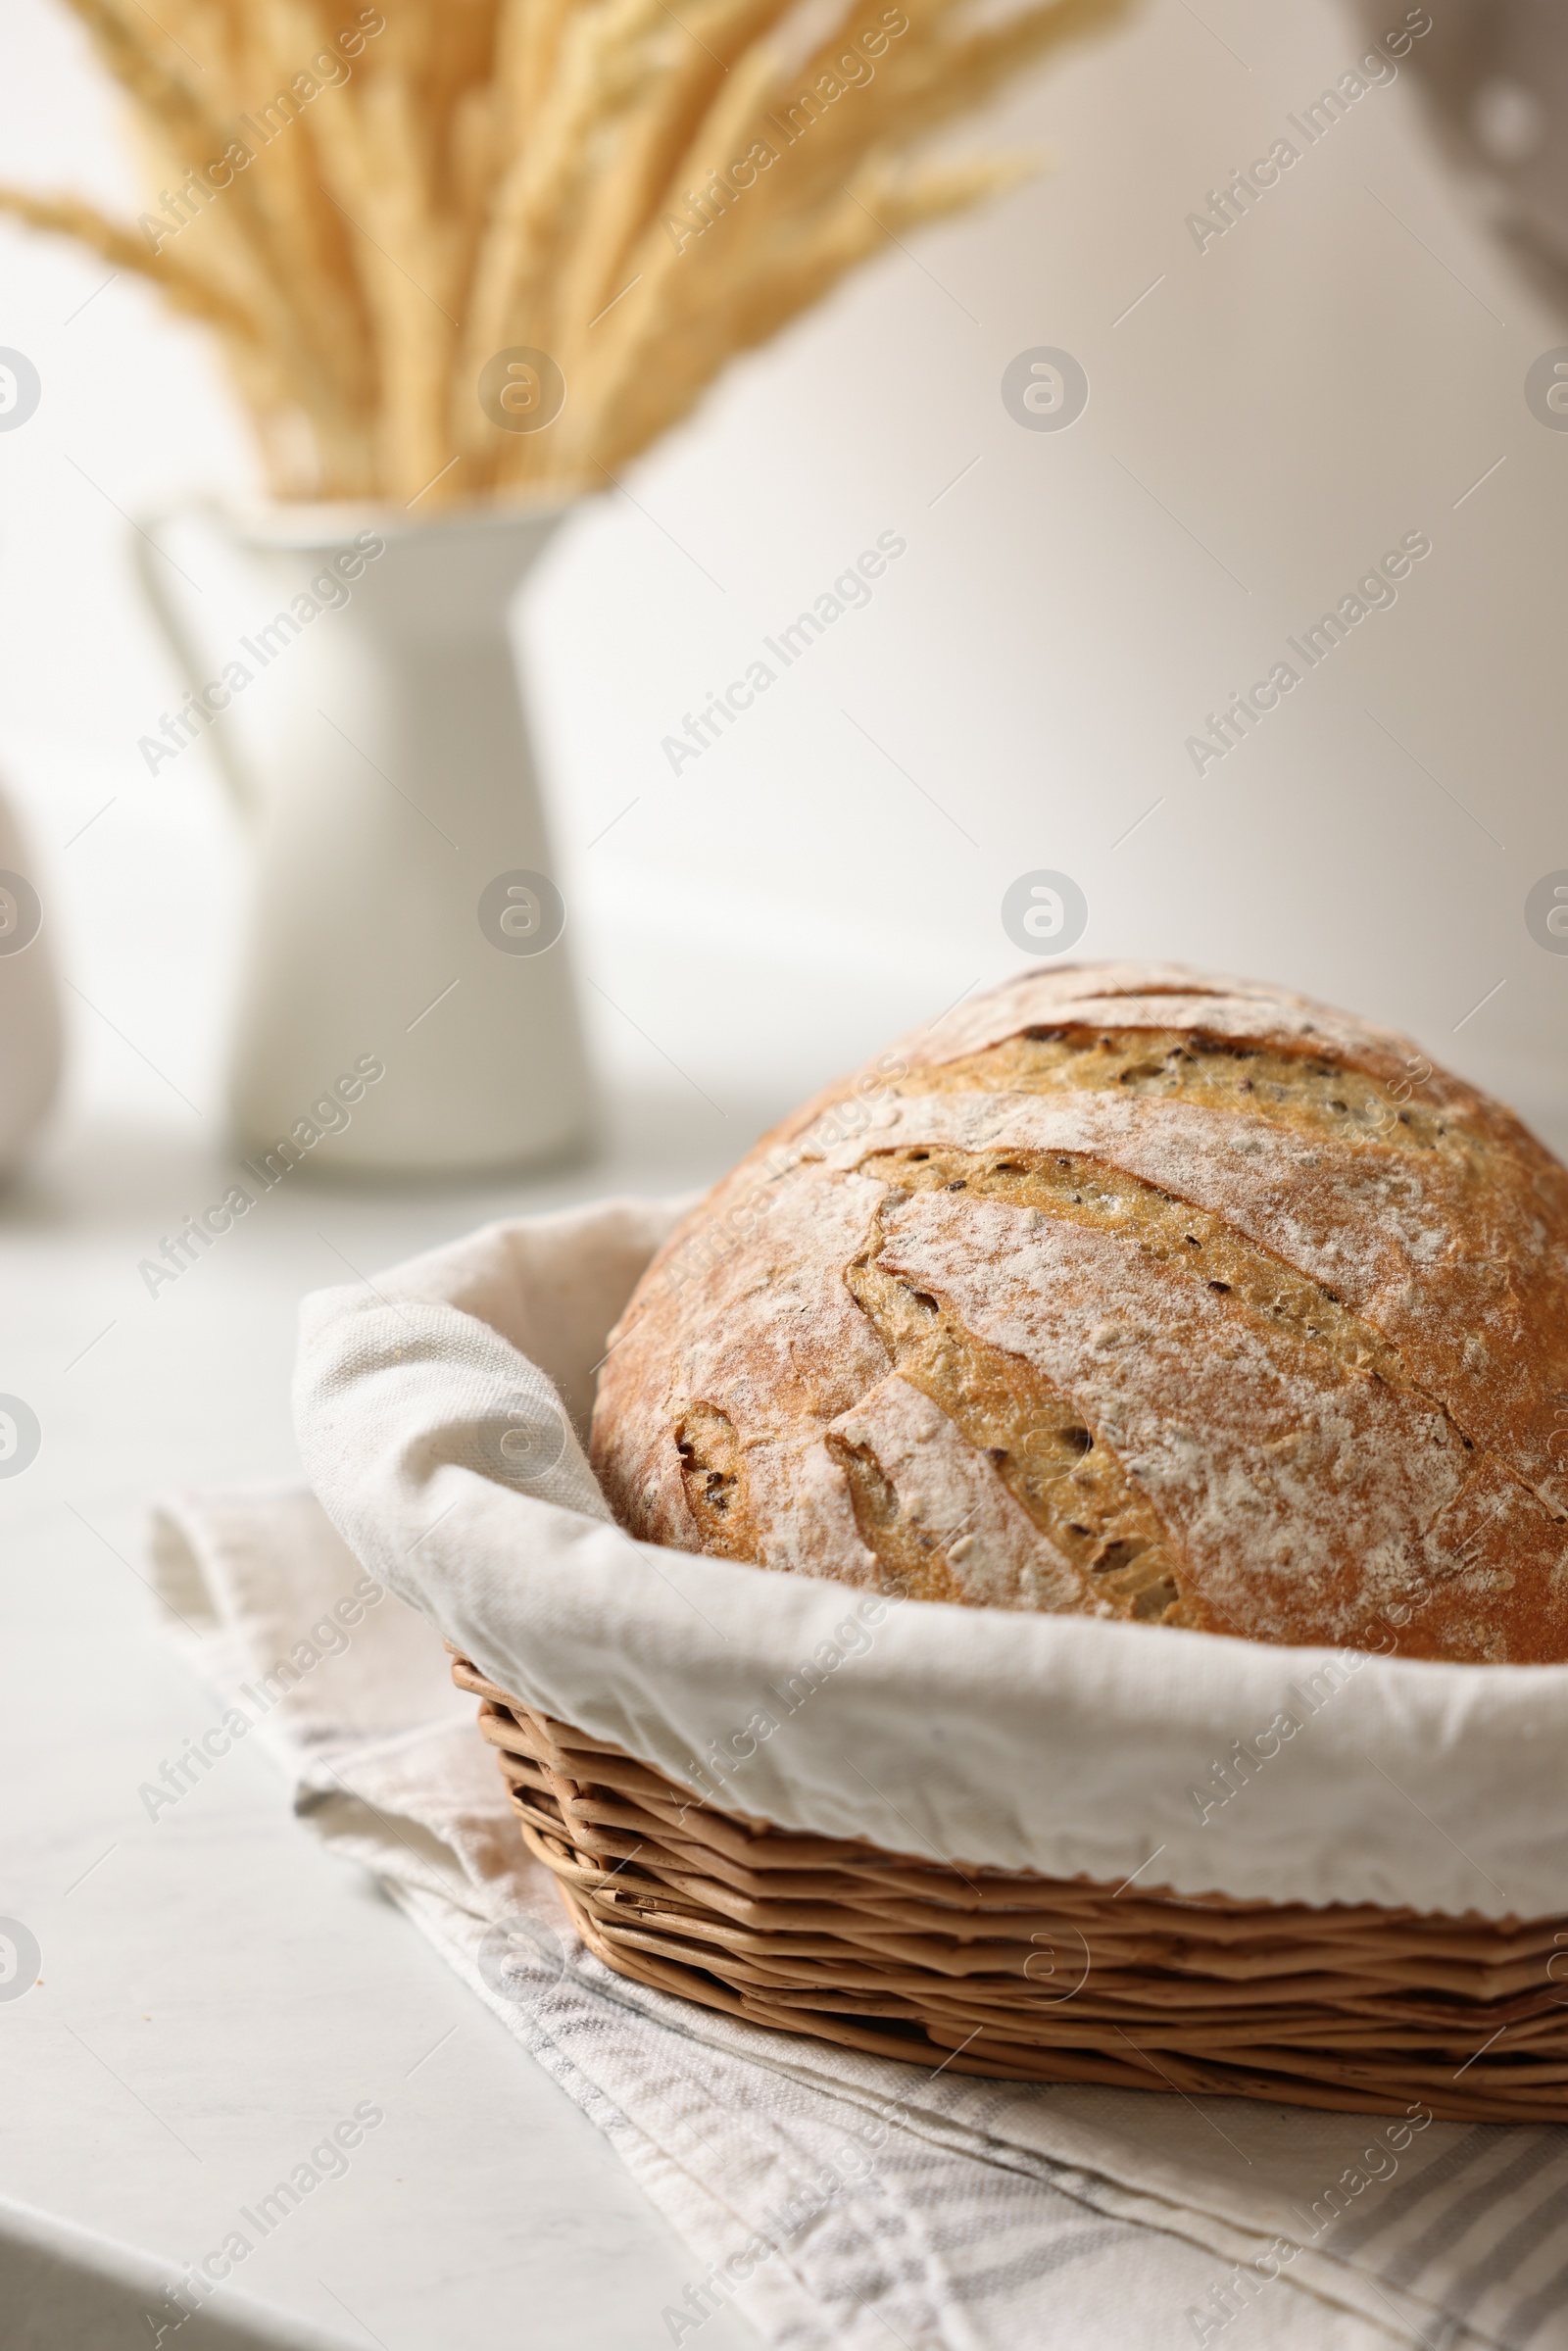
[[592, 964, 1568, 1665], [1, 0, 1132, 502]]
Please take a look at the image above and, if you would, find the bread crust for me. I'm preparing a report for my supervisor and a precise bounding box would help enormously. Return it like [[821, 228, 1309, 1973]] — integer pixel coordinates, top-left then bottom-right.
[[590, 965, 1568, 1662]]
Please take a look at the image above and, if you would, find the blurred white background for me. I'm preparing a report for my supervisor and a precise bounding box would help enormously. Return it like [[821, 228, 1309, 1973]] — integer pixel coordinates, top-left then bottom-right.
[[2, 0, 1565, 1150]]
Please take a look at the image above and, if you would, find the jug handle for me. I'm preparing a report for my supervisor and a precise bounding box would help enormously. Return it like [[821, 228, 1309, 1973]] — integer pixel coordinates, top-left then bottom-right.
[[130, 504, 263, 825]]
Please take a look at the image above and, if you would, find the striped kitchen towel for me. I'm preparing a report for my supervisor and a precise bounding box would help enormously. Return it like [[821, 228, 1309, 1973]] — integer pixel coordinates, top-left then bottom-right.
[[150, 1481, 1568, 2351]]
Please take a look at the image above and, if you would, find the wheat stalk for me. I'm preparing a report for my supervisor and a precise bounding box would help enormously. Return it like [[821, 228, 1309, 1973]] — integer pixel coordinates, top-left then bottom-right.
[[2, 0, 1131, 505]]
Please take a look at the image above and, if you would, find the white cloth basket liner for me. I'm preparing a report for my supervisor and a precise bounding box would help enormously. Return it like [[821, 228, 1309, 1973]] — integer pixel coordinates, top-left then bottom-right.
[[294, 1195, 1560, 1922]]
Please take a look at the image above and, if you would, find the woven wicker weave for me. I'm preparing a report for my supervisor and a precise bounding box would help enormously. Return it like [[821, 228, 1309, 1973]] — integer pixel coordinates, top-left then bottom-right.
[[453, 1654, 1568, 2123]]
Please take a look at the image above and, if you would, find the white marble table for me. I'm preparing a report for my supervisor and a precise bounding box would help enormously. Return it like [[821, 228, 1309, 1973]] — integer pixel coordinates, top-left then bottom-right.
[[0, 1089, 774, 2350]]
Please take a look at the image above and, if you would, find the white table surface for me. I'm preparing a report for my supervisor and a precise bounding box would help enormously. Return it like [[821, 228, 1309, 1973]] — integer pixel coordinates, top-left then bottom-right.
[[0, 1086, 777, 2351]]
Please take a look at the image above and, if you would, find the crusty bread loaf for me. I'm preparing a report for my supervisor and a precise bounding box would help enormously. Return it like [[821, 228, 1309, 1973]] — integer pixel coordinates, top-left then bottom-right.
[[590, 964, 1568, 1662]]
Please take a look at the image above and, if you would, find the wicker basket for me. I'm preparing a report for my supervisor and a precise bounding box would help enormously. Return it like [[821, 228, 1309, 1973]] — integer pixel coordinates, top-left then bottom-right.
[[453, 1653, 1568, 2124]]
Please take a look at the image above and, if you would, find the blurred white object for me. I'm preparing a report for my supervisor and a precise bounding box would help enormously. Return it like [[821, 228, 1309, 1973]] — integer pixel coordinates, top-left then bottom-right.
[[1472, 78, 1544, 169], [1363, 0, 1568, 303], [0, 782, 62, 1171], [132, 503, 593, 1177]]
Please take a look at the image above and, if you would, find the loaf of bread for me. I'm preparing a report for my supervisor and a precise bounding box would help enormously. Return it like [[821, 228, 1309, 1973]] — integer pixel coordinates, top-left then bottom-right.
[[590, 965, 1568, 1662]]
